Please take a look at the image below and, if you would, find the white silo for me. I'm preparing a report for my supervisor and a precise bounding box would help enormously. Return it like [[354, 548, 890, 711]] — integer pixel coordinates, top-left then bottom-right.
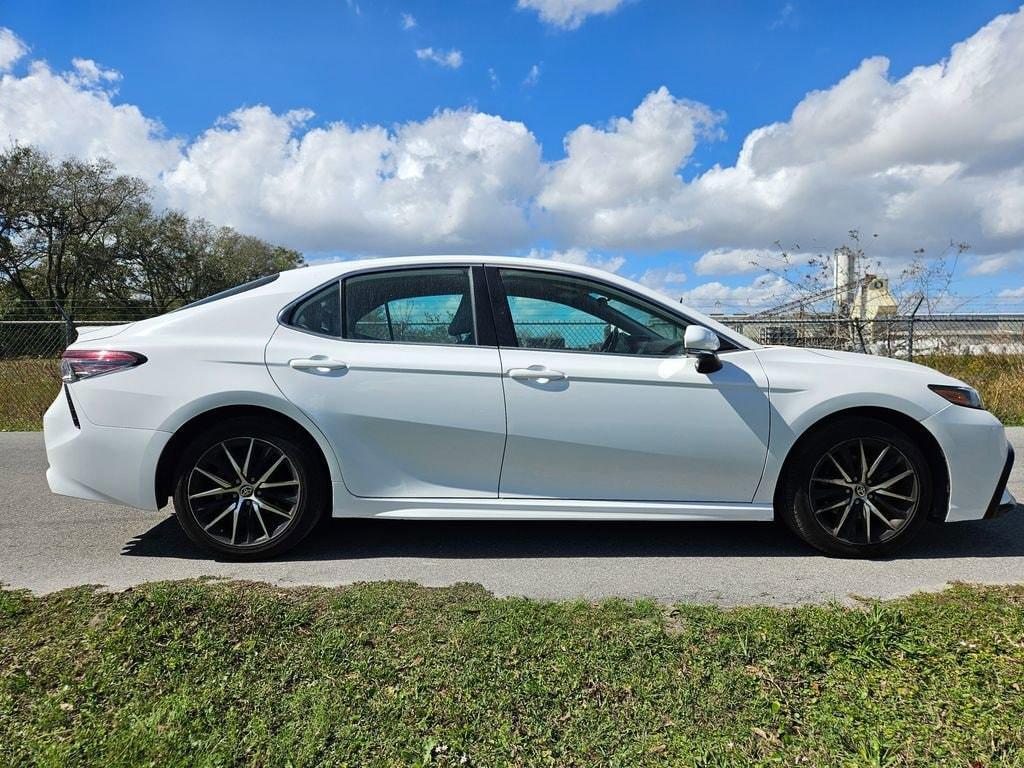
[[834, 246, 857, 311]]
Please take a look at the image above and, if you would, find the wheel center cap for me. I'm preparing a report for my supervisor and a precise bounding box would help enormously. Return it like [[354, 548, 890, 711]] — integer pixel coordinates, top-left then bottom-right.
[[854, 484, 867, 497], [238, 484, 254, 498]]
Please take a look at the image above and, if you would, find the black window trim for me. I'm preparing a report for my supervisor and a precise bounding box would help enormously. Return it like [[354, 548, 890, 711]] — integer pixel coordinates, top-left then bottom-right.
[[278, 264, 496, 349], [483, 265, 517, 348], [278, 261, 753, 354], [174, 273, 281, 313], [484, 264, 747, 358]]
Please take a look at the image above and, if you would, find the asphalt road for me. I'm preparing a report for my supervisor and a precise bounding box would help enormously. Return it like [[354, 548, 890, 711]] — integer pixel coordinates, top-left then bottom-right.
[[2, 430, 1023, 605]]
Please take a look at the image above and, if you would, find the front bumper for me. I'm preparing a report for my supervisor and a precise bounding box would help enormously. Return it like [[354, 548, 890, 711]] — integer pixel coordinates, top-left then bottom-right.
[[43, 386, 171, 510], [985, 444, 1017, 519], [921, 404, 1013, 522]]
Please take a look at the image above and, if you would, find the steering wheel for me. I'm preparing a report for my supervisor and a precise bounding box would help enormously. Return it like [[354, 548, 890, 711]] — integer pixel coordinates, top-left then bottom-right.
[[600, 327, 621, 353], [661, 340, 687, 356]]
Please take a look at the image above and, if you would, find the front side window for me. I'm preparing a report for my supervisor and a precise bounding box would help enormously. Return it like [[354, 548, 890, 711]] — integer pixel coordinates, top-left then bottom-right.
[[344, 268, 476, 346], [497, 269, 692, 356]]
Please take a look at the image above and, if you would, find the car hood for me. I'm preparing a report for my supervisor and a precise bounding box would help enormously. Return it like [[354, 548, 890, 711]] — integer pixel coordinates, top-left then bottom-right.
[[753, 345, 967, 386]]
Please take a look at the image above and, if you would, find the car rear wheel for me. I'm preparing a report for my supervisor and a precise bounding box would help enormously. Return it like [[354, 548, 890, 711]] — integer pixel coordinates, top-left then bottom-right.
[[780, 417, 933, 557], [172, 417, 327, 559]]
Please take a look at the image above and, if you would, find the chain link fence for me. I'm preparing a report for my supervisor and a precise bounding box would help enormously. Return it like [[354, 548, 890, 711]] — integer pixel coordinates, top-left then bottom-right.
[[720, 314, 1024, 358], [0, 313, 140, 431], [3, 309, 1024, 429], [721, 314, 1024, 424], [503, 315, 1024, 358]]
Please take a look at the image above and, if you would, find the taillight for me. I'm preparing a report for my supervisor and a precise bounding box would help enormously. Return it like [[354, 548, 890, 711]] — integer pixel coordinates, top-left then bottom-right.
[[60, 350, 147, 382]]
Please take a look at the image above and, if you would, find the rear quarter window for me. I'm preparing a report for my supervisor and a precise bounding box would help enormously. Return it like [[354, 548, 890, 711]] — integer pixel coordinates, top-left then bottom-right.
[[288, 283, 342, 337], [173, 274, 280, 312]]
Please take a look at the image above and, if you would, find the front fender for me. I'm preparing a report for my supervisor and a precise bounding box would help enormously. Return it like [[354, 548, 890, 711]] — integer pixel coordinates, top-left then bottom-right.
[[753, 392, 942, 505], [751, 346, 949, 504]]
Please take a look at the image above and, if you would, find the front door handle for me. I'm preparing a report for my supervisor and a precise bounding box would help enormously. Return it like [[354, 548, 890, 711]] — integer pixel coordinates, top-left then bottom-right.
[[289, 356, 348, 372], [507, 367, 567, 383]]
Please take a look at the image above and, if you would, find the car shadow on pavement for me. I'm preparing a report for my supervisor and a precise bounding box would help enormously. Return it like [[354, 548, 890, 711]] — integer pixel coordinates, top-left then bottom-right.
[[122, 508, 1024, 562]]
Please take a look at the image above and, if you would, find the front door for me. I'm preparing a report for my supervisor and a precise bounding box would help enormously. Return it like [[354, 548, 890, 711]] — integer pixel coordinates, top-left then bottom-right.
[[266, 266, 506, 498], [489, 267, 770, 503]]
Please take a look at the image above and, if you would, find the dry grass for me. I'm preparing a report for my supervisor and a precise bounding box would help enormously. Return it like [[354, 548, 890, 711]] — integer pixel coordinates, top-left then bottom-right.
[[0, 358, 61, 431], [918, 353, 1024, 425]]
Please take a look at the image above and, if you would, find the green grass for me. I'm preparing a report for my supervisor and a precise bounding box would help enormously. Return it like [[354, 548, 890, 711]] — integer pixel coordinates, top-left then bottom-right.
[[1, 581, 1022, 767]]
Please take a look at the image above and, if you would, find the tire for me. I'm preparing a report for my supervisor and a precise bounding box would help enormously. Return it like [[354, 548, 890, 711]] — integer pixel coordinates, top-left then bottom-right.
[[171, 416, 327, 559], [779, 417, 933, 558]]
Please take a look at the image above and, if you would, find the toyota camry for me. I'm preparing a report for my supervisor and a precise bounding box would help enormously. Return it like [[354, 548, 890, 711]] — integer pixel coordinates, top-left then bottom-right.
[[44, 256, 1016, 558]]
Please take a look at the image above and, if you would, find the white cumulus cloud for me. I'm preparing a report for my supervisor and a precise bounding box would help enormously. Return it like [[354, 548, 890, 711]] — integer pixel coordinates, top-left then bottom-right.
[[0, 58, 181, 179], [537, 86, 723, 246], [0, 28, 27, 71], [415, 47, 463, 69], [681, 275, 793, 312], [693, 247, 817, 276], [401, 13, 417, 30], [3, 7, 1024, 274], [162, 106, 543, 253], [695, 248, 772, 276], [635, 267, 688, 299], [527, 247, 625, 273], [517, 0, 630, 30], [967, 251, 1024, 275], [544, 7, 1024, 261]]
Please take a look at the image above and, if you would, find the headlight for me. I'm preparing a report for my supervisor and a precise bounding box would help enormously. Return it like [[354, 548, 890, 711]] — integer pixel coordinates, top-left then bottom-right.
[[928, 384, 984, 410]]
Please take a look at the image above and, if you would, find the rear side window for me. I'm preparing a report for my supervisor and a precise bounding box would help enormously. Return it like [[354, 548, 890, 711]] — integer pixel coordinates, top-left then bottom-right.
[[289, 283, 341, 337], [344, 268, 475, 346]]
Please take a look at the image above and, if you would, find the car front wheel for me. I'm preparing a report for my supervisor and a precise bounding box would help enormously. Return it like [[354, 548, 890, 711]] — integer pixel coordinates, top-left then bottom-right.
[[172, 416, 326, 559], [780, 417, 933, 557]]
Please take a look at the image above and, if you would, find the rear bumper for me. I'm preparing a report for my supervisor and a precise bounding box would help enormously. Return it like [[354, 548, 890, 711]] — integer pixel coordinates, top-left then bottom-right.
[[985, 443, 1017, 519], [43, 386, 171, 510]]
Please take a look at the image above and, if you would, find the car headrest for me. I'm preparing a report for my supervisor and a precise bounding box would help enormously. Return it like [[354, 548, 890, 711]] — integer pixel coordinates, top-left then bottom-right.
[[448, 296, 474, 337]]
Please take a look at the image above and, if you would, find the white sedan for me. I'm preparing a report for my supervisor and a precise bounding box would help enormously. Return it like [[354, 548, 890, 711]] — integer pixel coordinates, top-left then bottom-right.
[[44, 256, 1016, 558]]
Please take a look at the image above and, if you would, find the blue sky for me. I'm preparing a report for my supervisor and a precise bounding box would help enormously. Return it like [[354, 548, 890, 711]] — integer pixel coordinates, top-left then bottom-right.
[[3, 1, 1024, 311]]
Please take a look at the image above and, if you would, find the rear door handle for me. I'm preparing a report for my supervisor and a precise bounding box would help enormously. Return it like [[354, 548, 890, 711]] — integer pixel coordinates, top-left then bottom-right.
[[507, 367, 567, 382], [289, 356, 348, 372]]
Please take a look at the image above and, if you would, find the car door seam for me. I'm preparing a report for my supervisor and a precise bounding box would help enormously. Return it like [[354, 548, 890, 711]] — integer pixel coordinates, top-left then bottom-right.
[[495, 345, 511, 499], [263, 323, 351, 494], [748, 349, 774, 505]]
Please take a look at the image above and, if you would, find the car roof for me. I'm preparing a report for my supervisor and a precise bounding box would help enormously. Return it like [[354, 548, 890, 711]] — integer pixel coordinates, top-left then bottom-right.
[[276, 255, 758, 350], [285, 254, 590, 280]]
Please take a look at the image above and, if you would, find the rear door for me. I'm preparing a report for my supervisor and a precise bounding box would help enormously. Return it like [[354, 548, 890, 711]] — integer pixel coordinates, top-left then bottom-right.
[[266, 266, 507, 498], [488, 266, 771, 503]]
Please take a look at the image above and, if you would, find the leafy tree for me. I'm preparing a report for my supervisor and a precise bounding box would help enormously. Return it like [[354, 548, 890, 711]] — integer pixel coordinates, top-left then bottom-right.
[[101, 211, 303, 314], [0, 145, 148, 317], [0, 144, 303, 321]]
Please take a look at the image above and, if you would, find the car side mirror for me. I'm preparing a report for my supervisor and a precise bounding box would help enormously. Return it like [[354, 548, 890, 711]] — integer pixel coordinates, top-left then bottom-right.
[[683, 326, 722, 373]]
